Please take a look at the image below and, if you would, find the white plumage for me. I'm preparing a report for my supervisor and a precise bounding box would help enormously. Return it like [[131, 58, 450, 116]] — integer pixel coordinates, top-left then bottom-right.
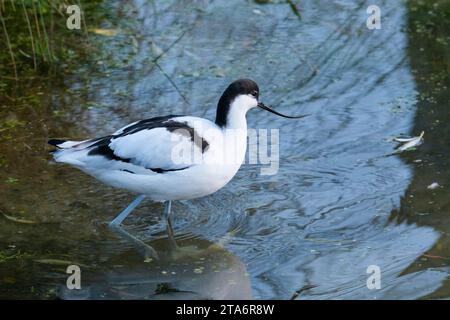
[[48, 79, 306, 252], [52, 115, 244, 201]]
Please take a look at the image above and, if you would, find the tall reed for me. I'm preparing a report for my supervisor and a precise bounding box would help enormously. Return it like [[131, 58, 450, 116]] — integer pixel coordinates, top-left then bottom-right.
[[0, 0, 96, 79]]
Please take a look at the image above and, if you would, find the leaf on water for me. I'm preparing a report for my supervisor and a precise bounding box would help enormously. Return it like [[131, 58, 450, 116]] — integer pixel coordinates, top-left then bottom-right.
[[2, 213, 36, 224], [151, 42, 164, 59], [427, 182, 440, 190], [34, 259, 87, 268], [131, 35, 139, 53], [393, 131, 425, 142], [3, 276, 16, 284], [394, 137, 417, 142], [193, 267, 204, 274], [395, 131, 424, 152], [34, 259, 72, 265], [4, 177, 19, 184], [88, 28, 119, 37]]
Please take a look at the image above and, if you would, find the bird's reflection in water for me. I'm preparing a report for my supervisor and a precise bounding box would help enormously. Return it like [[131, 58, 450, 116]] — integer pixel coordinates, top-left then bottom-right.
[[59, 233, 252, 300]]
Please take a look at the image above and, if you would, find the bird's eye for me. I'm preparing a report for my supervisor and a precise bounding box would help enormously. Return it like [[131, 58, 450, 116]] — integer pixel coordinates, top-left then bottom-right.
[[251, 90, 258, 97]]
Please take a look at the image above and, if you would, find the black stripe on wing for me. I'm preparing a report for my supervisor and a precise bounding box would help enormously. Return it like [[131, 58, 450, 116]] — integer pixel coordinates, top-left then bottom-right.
[[164, 121, 209, 152], [87, 114, 209, 173], [120, 167, 190, 174], [149, 166, 191, 174], [88, 138, 192, 174], [120, 115, 184, 135], [88, 140, 130, 163], [119, 115, 209, 152]]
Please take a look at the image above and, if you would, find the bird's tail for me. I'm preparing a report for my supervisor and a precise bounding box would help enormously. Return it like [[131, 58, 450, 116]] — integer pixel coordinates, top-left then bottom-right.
[[48, 137, 107, 164], [48, 139, 82, 149], [48, 138, 89, 165]]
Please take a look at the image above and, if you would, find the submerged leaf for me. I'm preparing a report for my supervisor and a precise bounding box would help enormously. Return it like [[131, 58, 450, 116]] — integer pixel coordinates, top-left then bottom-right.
[[2, 213, 36, 224], [4, 177, 19, 184], [34, 259, 87, 268]]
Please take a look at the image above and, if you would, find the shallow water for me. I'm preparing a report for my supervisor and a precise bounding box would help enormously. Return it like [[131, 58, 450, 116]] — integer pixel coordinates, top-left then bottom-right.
[[0, 0, 449, 299]]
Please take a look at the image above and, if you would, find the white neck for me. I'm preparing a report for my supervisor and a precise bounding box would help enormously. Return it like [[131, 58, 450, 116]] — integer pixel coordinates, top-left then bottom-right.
[[225, 108, 248, 131], [223, 95, 256, 130]]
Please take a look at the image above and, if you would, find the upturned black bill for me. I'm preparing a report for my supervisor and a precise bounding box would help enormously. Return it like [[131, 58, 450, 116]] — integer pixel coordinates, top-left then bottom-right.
[[257, 102, 309, 119]]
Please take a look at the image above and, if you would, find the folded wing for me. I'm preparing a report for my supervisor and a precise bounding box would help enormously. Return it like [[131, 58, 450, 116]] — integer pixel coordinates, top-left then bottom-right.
[[51, 115, 211, 175]]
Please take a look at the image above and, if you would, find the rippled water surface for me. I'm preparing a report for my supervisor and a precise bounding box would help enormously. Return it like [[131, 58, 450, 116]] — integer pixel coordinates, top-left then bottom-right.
[[1, 0, 449, 299]]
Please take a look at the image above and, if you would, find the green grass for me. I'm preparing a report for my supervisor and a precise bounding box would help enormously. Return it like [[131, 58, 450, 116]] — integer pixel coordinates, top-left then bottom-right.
[[0, 0, 102, 79]]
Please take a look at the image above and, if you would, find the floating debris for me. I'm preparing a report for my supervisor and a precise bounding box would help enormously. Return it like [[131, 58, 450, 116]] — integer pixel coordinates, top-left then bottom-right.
[[151, 42, 164, 58], [3, 276, 16, 284], [0, 250, 31, 264], [394, 131, 424, 152], [131, 35, 139, 54], [34, 259, 87, 268], [193, 267, 204, 274], [286, 0, 302, 20], [88, 28, 119, 37], [423, 253, 450, 260], [427, 182, 440, 190], [4, 177, 19, 184], [34, 259, 73, 265], [290, 284, 317, 300], [2, 212, 36, 224]]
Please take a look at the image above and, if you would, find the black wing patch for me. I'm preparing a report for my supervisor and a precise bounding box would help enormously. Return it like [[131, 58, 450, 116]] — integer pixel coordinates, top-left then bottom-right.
[[119, 115, 184, 135], [165, 121, 209, 153], [119, 115, 209, 152], [87, 136, 130, 162], [87, 115, 209, 173]]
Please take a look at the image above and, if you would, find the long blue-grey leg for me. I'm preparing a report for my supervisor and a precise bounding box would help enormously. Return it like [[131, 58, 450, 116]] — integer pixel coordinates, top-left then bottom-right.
[[108, 195, 159, 259], [110, 195, 146, 226], [163, 201, 178, 249]]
